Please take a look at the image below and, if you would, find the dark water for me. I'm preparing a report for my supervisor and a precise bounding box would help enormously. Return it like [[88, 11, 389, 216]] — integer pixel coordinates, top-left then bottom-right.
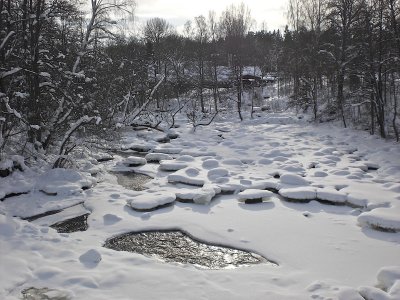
[[50, 214, 89, 233], [113, 171, 152, 191], [104, 230, 276, 269]]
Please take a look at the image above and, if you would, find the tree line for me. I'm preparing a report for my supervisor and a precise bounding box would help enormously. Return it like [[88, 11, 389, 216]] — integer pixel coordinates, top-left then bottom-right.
[[1, 0, 399, 165]]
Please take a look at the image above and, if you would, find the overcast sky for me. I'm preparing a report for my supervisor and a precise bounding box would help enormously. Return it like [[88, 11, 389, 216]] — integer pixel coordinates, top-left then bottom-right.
[[135, 0, 289, 33]]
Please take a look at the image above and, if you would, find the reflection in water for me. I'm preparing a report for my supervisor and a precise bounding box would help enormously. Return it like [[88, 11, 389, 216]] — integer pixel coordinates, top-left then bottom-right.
[[104, 230, 276, 269], [50, 214, 89, 233]]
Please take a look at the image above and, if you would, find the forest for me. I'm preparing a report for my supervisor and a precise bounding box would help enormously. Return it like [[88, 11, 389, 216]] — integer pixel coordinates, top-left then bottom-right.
[[1, 0, 399, 166]]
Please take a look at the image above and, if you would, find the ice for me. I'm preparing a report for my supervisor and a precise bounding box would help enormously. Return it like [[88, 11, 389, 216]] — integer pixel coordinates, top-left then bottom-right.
[[237, 189, 274, 202], [127, 191, 176, 211]]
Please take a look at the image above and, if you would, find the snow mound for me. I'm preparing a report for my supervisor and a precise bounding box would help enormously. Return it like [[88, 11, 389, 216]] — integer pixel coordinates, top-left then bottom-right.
[[103, 214, 122, 225], [36, 169, 96, 196], [79, 249, 102, 267], [222, 159, 243, 166], [237, 189, 274, 202], [122, 156, 147, 167], [145, 153, 172, 162], [202, 159, 219, 169], [127, 191, 176, 211], [180, 150, 216, 157], [207, 168, 229, 181], [279, 187, 317, 201], [359, 266, 400, 300], [159, 160, 187, 171], [176, 155, 195, 162], [153, 147, 182, 154], [92, 152, 113, 162], [0, 215, 19, 237], [218, 180, 244, 193], [316, 188, 347, 203], [0, 174, 32, 199], [312, 171, 328, 177], [249, 180, 279, 191], [168, 168, 205, 186], [124, 143, 154, 152], [258, 158, 273, 165], [280, 173, 309, 186], [176, 185, 220, 204], [358, 207, 400, 232]]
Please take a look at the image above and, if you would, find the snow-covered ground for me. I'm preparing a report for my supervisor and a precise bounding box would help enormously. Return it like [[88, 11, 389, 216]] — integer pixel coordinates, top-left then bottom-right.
[[1, 111, 400, 300]]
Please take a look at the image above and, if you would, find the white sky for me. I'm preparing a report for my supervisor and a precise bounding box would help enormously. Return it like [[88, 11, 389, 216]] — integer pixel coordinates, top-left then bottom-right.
[[135, 0, 289, 33]]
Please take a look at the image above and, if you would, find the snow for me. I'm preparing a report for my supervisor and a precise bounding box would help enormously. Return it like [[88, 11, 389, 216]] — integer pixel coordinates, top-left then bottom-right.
[[121, 156, 147, 166], [1, 111, 400, 300], [159, 160, 187, 171], [237, 189, 274, 202], [167, 167, 205, 186], [358, 207, 400, 232], [127, 191, 176, 211], [279, 173, 309, 186], [279, 186, 317, 201], [36, 168, 96, 196], [316, 188, 347, 203], [175, 185, 220, 204], [145, 153, 172, 162], [79, 249, 102, 267]]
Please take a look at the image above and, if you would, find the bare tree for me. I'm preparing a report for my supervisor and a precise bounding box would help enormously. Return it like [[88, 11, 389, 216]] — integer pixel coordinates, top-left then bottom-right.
[[219, 3, 253, 121]]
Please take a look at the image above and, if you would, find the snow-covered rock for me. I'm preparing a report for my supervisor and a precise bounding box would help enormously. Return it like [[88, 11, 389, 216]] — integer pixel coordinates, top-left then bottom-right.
[[168, 168, 205, 186], [279, 187, 317, 201], [237, 189, 274, 203], [358, 207, 400, 232], [36, 168, 96, 196], [122, 156, 147, 167], [127, 191, 176, 211], [145, 153, 172, 162], [316, 188, 347, 204], [207, 168, 229, 181], [153, 147, 182, 154], [159, 160, 188, 171], [279, 173, 309, 186], [175, 185, 220, 204]]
